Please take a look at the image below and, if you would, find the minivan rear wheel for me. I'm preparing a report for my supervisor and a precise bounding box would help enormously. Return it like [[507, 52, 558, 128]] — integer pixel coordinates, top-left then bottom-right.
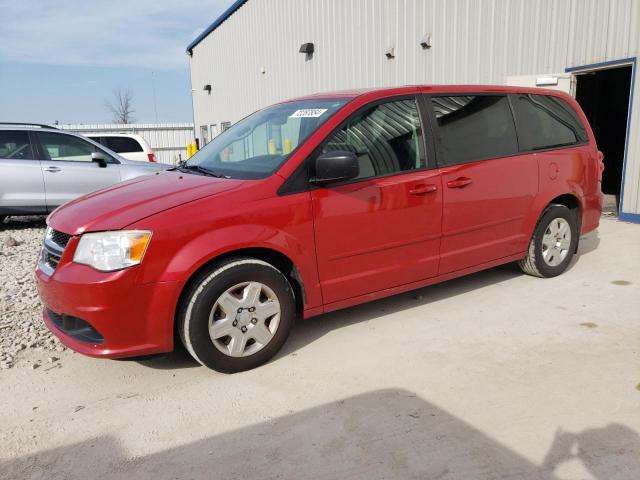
[[178, 257, 295, 373], [518, 205, 578, 278]]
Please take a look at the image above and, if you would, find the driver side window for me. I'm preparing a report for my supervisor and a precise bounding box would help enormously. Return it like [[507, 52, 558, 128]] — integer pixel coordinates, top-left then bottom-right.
[[37, 132, 114, 163], [322, 98, 426, 180]]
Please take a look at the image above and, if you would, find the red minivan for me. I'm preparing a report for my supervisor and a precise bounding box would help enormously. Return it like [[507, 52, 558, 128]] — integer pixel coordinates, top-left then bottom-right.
[[36, 86, 603, 372]]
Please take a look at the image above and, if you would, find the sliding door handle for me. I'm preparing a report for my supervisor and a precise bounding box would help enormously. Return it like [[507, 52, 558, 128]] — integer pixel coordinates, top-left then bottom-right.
[[447, 177, 472, 188], [409, 184, 437, 195]]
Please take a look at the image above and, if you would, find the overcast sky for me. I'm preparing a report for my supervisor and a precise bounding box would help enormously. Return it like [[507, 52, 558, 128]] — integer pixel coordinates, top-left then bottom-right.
[[0, 0, 230, 123]]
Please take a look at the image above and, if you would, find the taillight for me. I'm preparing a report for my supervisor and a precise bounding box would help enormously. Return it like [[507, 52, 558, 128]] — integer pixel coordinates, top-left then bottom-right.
[[147, 152, 155, 162]]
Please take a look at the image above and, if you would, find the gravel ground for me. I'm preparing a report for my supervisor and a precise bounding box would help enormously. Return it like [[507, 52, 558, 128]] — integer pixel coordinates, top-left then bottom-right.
[[0, 217, 66, 370]]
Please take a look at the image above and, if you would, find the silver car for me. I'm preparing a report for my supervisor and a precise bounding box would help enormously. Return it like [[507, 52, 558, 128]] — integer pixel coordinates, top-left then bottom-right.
[[0, 123, 169, 223]]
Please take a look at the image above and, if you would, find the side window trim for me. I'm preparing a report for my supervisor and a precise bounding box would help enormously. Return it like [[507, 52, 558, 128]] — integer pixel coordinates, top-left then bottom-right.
[[31, 131, 50, 161], [428, 93, 520, 167], [415, 94, 438, 170], [419, 93, 442, 168], [507, 94, 522, 153], [26, 131, 41, 160]]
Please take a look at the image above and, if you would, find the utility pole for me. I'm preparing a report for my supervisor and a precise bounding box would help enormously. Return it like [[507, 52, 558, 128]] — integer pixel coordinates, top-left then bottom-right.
[[151, 71, 159, 122]]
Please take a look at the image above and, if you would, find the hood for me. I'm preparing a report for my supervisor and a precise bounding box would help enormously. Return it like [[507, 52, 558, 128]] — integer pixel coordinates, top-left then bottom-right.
[[48, 171, 244, 235], [118, 157, 168, 169]]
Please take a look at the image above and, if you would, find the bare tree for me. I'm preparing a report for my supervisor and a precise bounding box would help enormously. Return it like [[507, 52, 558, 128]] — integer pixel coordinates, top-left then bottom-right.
[[105, 88, 135, 124]]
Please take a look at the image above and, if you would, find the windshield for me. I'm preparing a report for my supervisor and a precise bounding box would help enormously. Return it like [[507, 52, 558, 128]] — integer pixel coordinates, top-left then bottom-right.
[[187, 98, 349, 179]]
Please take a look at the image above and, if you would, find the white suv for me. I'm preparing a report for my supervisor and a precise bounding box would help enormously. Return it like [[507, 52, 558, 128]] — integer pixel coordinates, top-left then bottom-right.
[[86, 133, 155, 162]]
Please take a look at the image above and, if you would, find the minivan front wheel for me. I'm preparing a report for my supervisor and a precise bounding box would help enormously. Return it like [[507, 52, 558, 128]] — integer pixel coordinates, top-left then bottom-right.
[[518, 205, 579, 278], [178, 258, 295, 373]]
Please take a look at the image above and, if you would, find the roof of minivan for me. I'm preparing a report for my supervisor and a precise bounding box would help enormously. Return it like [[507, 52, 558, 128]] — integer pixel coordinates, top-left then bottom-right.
[[286, 84, 567, 103], [85, 133, 145, 137]]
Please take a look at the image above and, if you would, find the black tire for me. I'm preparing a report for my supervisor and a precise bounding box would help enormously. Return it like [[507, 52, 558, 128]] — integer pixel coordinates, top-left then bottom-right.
[[178, 257, 295, 373], [0, 216, 6, 226], [518, 204, 579, 278]]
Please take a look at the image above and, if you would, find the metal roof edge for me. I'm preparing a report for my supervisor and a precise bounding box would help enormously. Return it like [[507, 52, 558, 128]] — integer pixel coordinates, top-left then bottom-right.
[[186, 0, 250, 54]]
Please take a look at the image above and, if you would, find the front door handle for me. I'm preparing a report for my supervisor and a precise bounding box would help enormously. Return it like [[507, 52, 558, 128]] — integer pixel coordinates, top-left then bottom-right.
[[447, 177, 472, 188], [44, 166, 62, 173], [409, 184, 438, 195]]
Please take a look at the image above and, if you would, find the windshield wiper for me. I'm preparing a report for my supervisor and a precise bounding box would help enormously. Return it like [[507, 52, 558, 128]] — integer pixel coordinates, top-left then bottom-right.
[[176, 165, 227, 178]]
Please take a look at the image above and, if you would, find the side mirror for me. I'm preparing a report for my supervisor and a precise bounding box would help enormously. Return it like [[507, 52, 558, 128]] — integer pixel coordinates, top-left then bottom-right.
[[310, 151, 359, 185], [91, 152, 108, 168]]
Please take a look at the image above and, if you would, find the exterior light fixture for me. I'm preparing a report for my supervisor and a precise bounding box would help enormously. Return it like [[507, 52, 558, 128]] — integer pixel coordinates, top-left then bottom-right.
[[385, 46, 395, 59], [299, 43, 314, 55], [536, 76, 559, 86], [420, 34, 432, 49], [203, 84, 212, 94]]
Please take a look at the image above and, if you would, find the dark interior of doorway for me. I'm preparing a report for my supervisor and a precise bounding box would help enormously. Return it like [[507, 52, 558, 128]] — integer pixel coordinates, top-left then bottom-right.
[[575, 65, 632, 207]]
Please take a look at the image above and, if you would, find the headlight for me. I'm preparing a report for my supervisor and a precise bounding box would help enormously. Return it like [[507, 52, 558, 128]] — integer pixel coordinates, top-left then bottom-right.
[[73, 230, 152, 272]]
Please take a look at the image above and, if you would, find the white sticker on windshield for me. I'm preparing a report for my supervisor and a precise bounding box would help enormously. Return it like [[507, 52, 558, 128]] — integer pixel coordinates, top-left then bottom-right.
[[289, 108, 328, 118]]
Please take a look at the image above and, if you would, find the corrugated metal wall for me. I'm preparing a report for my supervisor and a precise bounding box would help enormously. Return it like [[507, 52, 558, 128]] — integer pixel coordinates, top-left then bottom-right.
[[61, 123, 195, 165], [190, 0, 640, 216]]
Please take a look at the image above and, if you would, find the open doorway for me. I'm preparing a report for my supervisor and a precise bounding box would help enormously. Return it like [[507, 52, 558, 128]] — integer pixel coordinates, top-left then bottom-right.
[[574, 65, 632, 211]]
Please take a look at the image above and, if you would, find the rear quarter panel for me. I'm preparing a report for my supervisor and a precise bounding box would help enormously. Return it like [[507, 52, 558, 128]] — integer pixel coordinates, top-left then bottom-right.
[[523, 144, 599, 238], [513, 90, 601, 239]]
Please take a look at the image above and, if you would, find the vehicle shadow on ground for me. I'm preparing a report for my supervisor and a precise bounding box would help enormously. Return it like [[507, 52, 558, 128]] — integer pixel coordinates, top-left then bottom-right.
[[280, 263, 522, 358], [280, 231, 601, 359], [566, 230, 600, 271], [2, 389, 638, 480], [121, 344, 201, 370]]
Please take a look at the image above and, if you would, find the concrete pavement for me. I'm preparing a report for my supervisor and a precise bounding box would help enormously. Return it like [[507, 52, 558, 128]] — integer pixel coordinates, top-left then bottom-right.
[[1, 216, 639, 479]]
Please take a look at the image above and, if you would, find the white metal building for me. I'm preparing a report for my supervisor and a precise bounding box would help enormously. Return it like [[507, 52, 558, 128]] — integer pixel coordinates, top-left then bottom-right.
[[61, 123, 194, 164], [188, 0, 640, 222]]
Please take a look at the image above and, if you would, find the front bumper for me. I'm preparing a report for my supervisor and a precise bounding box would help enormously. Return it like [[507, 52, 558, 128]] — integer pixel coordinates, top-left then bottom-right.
[[36, 260, 182, 359]]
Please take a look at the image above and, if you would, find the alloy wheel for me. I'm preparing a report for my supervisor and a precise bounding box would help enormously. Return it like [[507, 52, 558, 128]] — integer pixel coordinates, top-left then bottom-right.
[[208, 282, 281, 357], [541, 217, 572, 267]]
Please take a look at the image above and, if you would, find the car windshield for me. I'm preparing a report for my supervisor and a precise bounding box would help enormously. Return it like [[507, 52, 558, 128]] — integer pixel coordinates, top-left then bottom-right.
[[186, 98, 349, 179]]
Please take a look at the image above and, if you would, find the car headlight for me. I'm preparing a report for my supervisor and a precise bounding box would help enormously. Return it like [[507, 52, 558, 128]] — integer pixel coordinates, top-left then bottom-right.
[[73, 230, 152, 271]]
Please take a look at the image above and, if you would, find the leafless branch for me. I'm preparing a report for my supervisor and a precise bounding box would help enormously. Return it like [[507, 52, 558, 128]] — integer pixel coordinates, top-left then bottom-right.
[[105, 87, 135, 124]]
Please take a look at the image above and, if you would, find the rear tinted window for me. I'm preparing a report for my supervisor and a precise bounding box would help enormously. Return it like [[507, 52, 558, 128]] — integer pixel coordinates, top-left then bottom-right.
[[104, 136, 143, 153], [0, 130, 33, 160], [431, 95, 518, 165], [513, 94, 588, 150]]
